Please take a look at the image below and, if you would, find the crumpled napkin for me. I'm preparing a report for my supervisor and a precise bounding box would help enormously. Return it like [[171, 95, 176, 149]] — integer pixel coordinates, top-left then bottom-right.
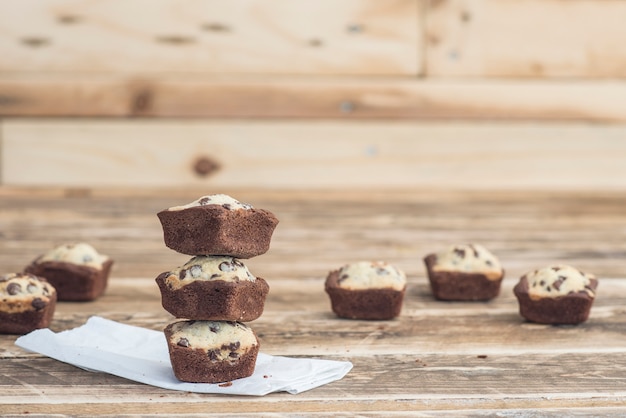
[[15, 316, 352, 395]]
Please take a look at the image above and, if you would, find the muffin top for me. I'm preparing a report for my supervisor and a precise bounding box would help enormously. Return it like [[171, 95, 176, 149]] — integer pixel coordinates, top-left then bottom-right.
[[168, 194, 253, 211], [163, 255, 256, 290], [0, 273, 56, 313], [431, 244, 502, 280], [524, 265, 597, 300], [38, 243, 109, 269], [166, 320, 257, 362], [334, 261, 406, 291]]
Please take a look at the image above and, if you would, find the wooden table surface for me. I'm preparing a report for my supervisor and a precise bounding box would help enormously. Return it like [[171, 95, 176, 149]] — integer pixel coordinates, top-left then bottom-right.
[[1, 187, 625, 416]]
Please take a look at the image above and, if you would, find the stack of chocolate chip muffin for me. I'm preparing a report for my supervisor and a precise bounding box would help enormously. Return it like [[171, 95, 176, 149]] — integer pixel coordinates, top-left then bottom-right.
[[155, 194, 278, 383]]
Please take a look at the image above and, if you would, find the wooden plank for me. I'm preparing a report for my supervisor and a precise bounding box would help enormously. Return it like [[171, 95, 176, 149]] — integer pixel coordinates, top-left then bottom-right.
[[4, 75, 626, 121], [426, 0, 626, 78], [0, 0, 421, 76], [0, 189, 625, 281], [2, 119, 626, 190], [0, 189, 625, 414], [3, 278, 626, 356], [1, 277, 625, 413], [1, 354, 626, 414]]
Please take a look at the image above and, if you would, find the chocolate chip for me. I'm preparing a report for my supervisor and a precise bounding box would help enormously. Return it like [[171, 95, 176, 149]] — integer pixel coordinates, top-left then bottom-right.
[[31, 298, 46, 310], [338, 273, 349, 284], [199, 197, 211, 205], [453, 248, 466, 258], [469, 245, 480, 258], [539, 280, 545, 286], [221, 342, 240, 351], [6, 282, 21, 295], [207, 349, 220, 361], [232, 258, 244, 267], [546, 286, 551, 292], [179, 269, 187, 280], [189, 265, 202, 278], [229, 352, 239, 358], [219, 261, 235, 272], [553, 275, 567, 291], [552, 267, 561, 272], [485, 260, 493, 266], [209, 324, 220, 333], [241, 203, 253, 209], [177, 337, 190, 347], [222, 203, 232, 210], [210, 273, 220, 279]]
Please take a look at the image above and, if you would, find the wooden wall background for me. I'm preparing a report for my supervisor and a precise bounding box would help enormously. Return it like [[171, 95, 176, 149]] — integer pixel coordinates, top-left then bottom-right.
[[1, 0, 625, 190]]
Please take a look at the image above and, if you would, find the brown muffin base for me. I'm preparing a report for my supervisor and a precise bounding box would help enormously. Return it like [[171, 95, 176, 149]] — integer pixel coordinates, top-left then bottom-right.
[[25, 259, 113, 302], [157, 206, 278, 258], [156, 273, 269, 321], [423, 254, 503, 301], [164, 324, 259, 384], [513, 277, 598, 325], [0, 295, 57, 334], [325, 270, 405, 320]]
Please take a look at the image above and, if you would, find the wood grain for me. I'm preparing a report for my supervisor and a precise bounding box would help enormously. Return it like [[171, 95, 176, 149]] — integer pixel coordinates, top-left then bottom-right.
[[3, 119, 626, 189], [0, 0, 420, 76], [426, 0, 626, 77], [0, 188, 625, 415], [1, 278, 626, 413], [4, 76, 626, 121], [1, 188, 625, 279]]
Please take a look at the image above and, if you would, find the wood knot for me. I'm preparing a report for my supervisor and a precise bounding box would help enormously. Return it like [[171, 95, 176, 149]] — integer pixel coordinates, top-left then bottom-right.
[[193, 156, 221, 177], [132, 89, 153, 114], [20, 37, 50, 48], [201, 22, 231, 32], [57, 15, 81, 24], [155, 35, 196, 45]]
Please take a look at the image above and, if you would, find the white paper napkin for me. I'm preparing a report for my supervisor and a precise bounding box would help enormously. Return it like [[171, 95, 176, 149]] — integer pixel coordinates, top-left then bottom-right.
[[15, 316, 352, 395]]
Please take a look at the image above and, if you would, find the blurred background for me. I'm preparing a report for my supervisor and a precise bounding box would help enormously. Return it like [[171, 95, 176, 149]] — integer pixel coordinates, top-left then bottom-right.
[[1, 0, 625, 191]]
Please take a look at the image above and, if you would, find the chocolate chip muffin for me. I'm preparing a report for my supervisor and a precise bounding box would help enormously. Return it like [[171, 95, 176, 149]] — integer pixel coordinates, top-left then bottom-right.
[[25, 243, 113, 301], [514, 265, 598, 325], [325, 261, 407, 320], [156, 255, 269, 322], [164, 320, 260, 383], [0, 273, 57, 334], [423, 244, 504, 301], [157, 194, 279, 258]]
